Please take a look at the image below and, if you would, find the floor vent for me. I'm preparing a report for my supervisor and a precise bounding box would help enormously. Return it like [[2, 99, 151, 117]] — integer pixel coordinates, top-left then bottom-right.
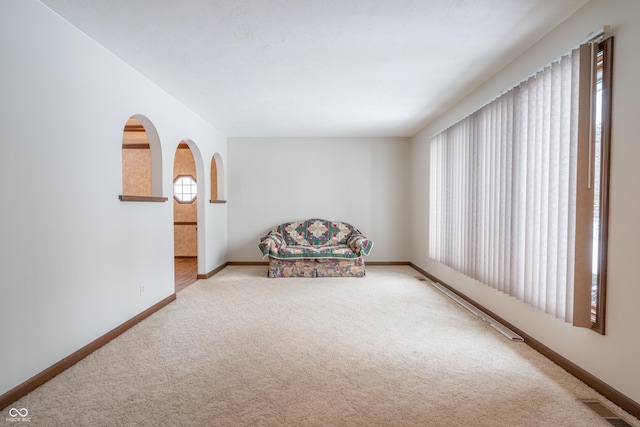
[[580, 399, 633, 427], [415, 276, 524, 342]]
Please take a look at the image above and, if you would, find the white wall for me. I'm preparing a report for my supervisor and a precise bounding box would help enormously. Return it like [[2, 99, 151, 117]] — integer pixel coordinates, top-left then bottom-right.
[[228, 137, 410, 262], [410, 0, 640, 404], [0, 1, 227, 396]]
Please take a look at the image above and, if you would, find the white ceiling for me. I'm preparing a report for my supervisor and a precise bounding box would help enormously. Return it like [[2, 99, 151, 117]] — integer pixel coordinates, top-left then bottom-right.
[[40, 0, 588, 137]]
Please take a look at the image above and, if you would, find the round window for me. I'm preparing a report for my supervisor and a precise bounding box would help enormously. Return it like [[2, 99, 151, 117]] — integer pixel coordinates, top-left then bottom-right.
[[173, 175, 197, 203]]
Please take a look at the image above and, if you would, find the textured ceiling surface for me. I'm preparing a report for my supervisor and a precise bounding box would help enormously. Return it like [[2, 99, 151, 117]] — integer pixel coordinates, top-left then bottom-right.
[[40, 0, 588, 137]]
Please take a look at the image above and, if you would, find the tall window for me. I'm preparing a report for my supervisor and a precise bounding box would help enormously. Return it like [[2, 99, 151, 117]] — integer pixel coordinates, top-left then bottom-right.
[[589, 38, 613, 333], [429, 37, 612, 333]]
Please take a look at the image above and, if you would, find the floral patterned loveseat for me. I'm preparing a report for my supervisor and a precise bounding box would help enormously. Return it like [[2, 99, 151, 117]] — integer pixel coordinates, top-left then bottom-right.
[[258, 219, 374, 277]]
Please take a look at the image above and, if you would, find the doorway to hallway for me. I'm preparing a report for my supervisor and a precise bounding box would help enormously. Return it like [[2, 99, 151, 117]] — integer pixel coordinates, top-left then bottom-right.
[[173, 141, 199, 292]]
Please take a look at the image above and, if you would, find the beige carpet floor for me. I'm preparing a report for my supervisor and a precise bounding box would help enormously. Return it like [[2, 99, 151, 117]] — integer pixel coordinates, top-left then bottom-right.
[[4, 265, 639, 426]]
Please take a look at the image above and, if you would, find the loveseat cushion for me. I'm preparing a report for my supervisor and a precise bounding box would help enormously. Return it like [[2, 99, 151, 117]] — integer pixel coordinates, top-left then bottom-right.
[[281, 219, 354, 246], [279, 244, 357, 258], [258, 218, 373, 260]]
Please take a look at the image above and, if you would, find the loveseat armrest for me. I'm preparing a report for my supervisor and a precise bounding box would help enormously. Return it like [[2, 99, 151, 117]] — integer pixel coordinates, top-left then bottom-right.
[[258, 231, 286, 258], [347, 233, 374, 256]]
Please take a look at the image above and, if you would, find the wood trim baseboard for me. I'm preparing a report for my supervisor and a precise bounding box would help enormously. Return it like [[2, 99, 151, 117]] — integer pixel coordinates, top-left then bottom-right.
[[367, 261, 410, 266], [408, 263, 640, 420], [224, 261, 407, 266], [193, 261, 409, 280], [0, 294, 176, 410], [194, 261, 414, 280], [227, 261, 269, 266], [196, 262, 229, 279]]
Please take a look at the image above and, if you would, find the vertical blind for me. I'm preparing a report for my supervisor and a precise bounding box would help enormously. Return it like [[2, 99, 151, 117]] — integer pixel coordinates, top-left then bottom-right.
[[429, 45, 592, 323]]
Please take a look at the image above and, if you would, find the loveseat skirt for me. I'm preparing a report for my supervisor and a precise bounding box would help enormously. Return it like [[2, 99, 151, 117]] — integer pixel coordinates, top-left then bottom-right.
[[268, 257, 365, 278]]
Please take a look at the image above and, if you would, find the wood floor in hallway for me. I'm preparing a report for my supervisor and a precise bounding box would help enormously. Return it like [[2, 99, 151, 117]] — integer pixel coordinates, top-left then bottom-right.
[[175, 257, 197, 292]]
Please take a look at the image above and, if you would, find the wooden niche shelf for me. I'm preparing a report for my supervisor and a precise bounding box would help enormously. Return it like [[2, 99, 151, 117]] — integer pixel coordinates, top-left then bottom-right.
[[119, 195, 168, 202]]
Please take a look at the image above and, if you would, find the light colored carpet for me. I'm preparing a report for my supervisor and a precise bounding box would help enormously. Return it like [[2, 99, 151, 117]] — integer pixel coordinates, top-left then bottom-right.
[[5, 265, 639, 426]]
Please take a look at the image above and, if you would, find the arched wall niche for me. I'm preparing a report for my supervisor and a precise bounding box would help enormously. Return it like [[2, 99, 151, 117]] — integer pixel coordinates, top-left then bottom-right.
[[210, 152, 226, 203], [120, 114, 165, 201]]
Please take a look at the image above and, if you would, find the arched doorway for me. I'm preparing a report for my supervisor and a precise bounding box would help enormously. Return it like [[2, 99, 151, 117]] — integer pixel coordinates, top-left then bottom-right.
[[173, 140, 200, 291]]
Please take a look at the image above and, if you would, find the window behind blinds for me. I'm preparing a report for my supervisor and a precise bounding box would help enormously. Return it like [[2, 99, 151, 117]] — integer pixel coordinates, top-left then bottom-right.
[[429, 44, 595, 325]]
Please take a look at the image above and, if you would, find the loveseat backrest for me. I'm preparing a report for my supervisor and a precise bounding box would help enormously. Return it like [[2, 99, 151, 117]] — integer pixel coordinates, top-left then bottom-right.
[[276, 219, 357, 246]]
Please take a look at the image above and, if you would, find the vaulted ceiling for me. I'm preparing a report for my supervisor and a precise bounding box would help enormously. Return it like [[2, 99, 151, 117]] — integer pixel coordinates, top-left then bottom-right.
[[41, 0, 589, 137]]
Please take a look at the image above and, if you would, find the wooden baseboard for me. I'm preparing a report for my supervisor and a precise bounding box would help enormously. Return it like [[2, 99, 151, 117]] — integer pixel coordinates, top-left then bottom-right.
[[196, 262, 229, 279], [409, 263, 640, 420], [0, 293, 176, 410], [224, 261, 408, 266], [367, 261, 410, 266], [226, 261, 269, 266]]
